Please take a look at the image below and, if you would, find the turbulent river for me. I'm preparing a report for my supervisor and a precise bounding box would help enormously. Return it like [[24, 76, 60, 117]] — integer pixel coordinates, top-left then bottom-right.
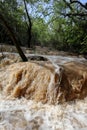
[[0, 52, 87, 130]]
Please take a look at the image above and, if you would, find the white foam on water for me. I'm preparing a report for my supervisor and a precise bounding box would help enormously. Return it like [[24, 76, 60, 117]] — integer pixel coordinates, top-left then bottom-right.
[[0, 97, 87, 130]]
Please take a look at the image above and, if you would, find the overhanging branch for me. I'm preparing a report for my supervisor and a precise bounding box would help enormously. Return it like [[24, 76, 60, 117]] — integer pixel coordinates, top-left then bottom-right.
[[70, 0, 87, 10]]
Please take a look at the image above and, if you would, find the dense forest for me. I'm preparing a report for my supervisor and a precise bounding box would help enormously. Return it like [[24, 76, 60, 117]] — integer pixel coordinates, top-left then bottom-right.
[[0, 0, 87, 56]]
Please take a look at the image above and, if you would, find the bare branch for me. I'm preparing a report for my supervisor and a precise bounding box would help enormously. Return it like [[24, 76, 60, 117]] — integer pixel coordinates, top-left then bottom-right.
[[61, 12, 87, 17], [70, 0, 87, 10], [63, 0, 73, 11]]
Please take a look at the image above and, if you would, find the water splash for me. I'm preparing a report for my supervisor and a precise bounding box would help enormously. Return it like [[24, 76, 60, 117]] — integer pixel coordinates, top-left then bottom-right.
[[0, 52, 87, 130], [0, 98, 87, 130]]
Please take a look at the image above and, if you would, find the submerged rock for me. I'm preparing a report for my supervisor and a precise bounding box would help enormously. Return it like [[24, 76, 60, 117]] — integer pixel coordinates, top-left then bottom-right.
[[28, 55, 48, 61], [0, 61, 87, 104]]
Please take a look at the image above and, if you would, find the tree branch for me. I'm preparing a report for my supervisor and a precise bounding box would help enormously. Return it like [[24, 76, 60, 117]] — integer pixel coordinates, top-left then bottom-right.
[[23, 0, 32, 48], [63, 0, 73, 11], [61, 12, 87, 17], [70, 0, 87, 10], [0, 13, 28, 61]]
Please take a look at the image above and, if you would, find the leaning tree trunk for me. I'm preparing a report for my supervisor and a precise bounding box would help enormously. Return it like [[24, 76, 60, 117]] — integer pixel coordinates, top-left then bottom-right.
[[0, 14, 28, 62], [23, 0, 32, 48]]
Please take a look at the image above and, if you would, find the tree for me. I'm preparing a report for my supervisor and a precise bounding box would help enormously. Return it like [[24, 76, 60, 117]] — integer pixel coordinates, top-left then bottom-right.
[[0, 13, 28, 61], [49, 0, 87, 53], [0, 0, 28, 61], [0, 0, 87, 54], [23, 0, 32, 48], [62, 0, 87, 53]]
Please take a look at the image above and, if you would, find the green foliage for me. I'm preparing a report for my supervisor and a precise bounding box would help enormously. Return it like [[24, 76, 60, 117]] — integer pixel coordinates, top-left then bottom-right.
[[32, 18, 50, 46], [0, 0, 28, 45], [47, 0, 87, 53], [0, 0, 87, 54], [63, 19, 87, 53]]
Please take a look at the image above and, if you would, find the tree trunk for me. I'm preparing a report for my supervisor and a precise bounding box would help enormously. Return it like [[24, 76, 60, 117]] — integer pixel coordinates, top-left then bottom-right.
[[23, 0, 32, 48], [0, 14, 28, 62]]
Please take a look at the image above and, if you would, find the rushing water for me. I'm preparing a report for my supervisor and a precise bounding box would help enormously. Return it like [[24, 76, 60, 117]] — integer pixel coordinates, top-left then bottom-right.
[[0, 52, 87, 130]]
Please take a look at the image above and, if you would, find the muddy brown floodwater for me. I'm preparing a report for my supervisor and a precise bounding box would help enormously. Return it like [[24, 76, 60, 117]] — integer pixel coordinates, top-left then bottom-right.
[[0, 52, 87, 130]]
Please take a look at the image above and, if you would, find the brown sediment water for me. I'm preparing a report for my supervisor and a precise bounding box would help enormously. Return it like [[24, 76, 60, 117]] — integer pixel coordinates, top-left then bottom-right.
[[0, 62, 61, 104], [0, 57, 87, 104], [0, 52, 87, 130]]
